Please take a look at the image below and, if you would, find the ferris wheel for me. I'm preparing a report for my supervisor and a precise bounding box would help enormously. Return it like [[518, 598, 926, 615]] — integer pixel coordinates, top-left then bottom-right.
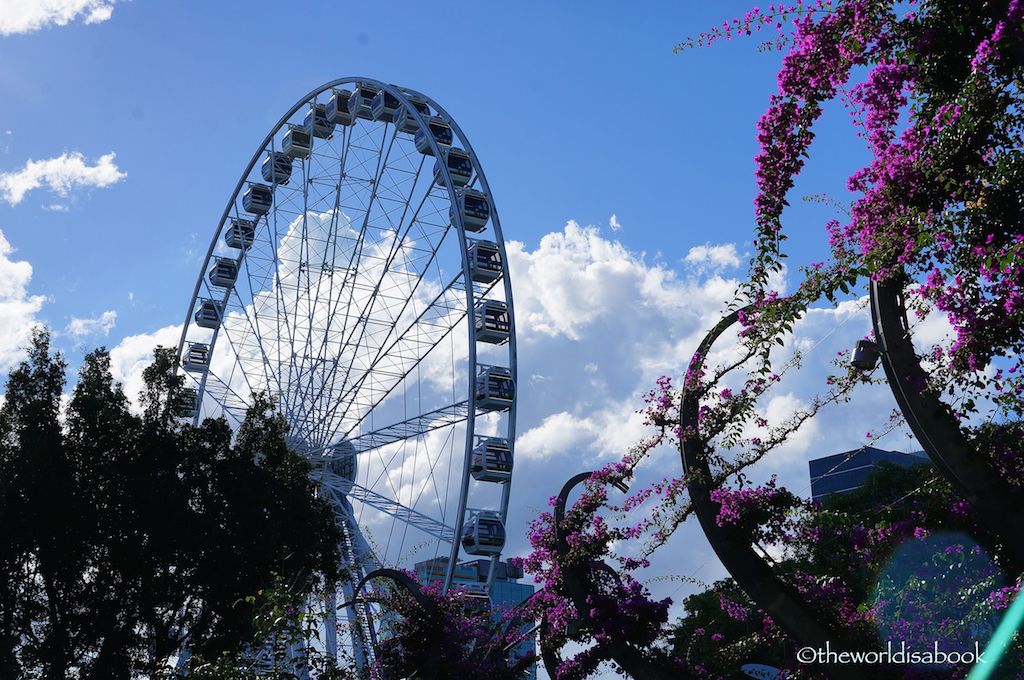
[[174, 77, 517, 667]]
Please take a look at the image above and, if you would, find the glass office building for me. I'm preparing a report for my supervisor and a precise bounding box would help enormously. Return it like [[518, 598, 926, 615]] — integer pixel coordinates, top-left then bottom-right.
[[808, 446, 929, 502], [413, 557, 537, 678]]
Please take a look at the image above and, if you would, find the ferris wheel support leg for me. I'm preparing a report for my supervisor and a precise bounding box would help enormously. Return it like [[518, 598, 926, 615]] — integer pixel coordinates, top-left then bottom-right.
[[339, 577, 370, 668], [348, 520, 381, 652], [287, 627, 311, 680], [325, 584, 338, 664], [174, 646, 192, 675], [333, 493, 380, 666]]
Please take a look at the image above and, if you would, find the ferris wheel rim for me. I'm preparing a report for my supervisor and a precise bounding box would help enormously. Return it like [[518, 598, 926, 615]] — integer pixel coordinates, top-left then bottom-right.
[[172, 77, 517, 661]]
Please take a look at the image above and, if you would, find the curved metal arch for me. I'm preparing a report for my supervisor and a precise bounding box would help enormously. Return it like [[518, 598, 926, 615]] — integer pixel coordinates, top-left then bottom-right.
[[340, 568, 441, 680], [870, 276, 1024, 568], [545, 471, 686, 680], [538, 614, 565, 680], [678, 309, 862, 680]]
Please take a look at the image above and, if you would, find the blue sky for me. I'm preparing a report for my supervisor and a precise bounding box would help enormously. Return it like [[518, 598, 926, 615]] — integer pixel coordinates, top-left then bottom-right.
[[1, 3, 917, 675], [0, 0, 871, 344]]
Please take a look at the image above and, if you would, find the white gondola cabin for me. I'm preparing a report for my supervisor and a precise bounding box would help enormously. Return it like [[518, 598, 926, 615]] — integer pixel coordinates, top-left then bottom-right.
[[370, 89, 401, 123], [283, 124, 312, 159], [304, 103, 335, 139], [194, 299, 224, 329], [242, 184, 273, 216], [347, 83, 379, 120], [451, 189, 490, 232], [474, 300, 510, 344], [182, 342, 209, 371], [208, 257, 239, 288], [414, 117, 453, 155], [326, 89, 355, 126], [461, 511, 505, 556], [434, 148, 472, 188], [224, 218, 256, 250], [471, 437, 513, 483], [394, 95, 431, 134], [475, 366, 514, 411], [261, 151, 293, 185], [175, 388, 199, 419], [468, 240, 502, 283]]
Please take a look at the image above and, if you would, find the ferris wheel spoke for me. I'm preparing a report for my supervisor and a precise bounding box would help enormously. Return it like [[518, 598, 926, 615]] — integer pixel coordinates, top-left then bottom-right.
[[360, 419, 458, 556], [322, 273, 496, 439], [311, 186, 457, 430], [294, 137, 407, 445], [268, 196, 303, 421], [304, 191, 455, 444], [285, 122, 369, 444], [300, 151, 430, 436], [320, 473, 455, 544], [341, 400, 471, 454], [291, 139, 363, 444], [194, 368, 250, 424], [304, 195, 435, 446], [296, 145, 449, 447], [287, 157, 323, 438], [265, 180, 301, 422], [289, 124, 396, 446], [214, 303, 268, 398], [291, 120, 360, 432], [233, 229, 284, 399], [283, 155, 316, 429]]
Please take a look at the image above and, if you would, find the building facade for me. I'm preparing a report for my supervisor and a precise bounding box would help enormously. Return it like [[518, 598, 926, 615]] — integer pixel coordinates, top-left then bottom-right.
[[808, 447, 929, 502], [413, 557, 537, 678]]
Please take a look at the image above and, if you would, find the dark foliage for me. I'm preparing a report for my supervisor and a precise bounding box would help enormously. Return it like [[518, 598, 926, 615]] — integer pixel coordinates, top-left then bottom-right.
[[0, 329, 339, 679]]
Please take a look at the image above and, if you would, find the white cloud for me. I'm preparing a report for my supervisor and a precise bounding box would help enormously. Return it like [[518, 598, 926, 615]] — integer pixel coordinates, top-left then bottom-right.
[[0, 0, 121, 36], [516, 402, 648, 464], [759, 392, 821, 464], [108, 323, 181, 408], [0, 229, 45, 371], [609, 214, 622, 232], [0, 152, 126, 206], [65, 310, 117, 339], [684, 242, 741, 271], [42, 203, 69, 212], [506, 221, 732, 343]]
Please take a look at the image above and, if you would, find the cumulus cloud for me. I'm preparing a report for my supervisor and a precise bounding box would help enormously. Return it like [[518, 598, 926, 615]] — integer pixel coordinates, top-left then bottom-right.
[[505, 221, 734, 343], [108, 323, 181, 407], [0, 0, 121, 36], [516, 402, 648, 464], [65, 310, 117, 340], [0, 152, 126, 206], [0, 229, 45, 371], [684, 242, 741, 271], [609, 214, 622, 232]]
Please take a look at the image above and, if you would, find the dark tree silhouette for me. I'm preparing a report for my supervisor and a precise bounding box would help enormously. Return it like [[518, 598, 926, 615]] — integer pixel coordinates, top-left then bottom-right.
[[0, 329, 339, 679]]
